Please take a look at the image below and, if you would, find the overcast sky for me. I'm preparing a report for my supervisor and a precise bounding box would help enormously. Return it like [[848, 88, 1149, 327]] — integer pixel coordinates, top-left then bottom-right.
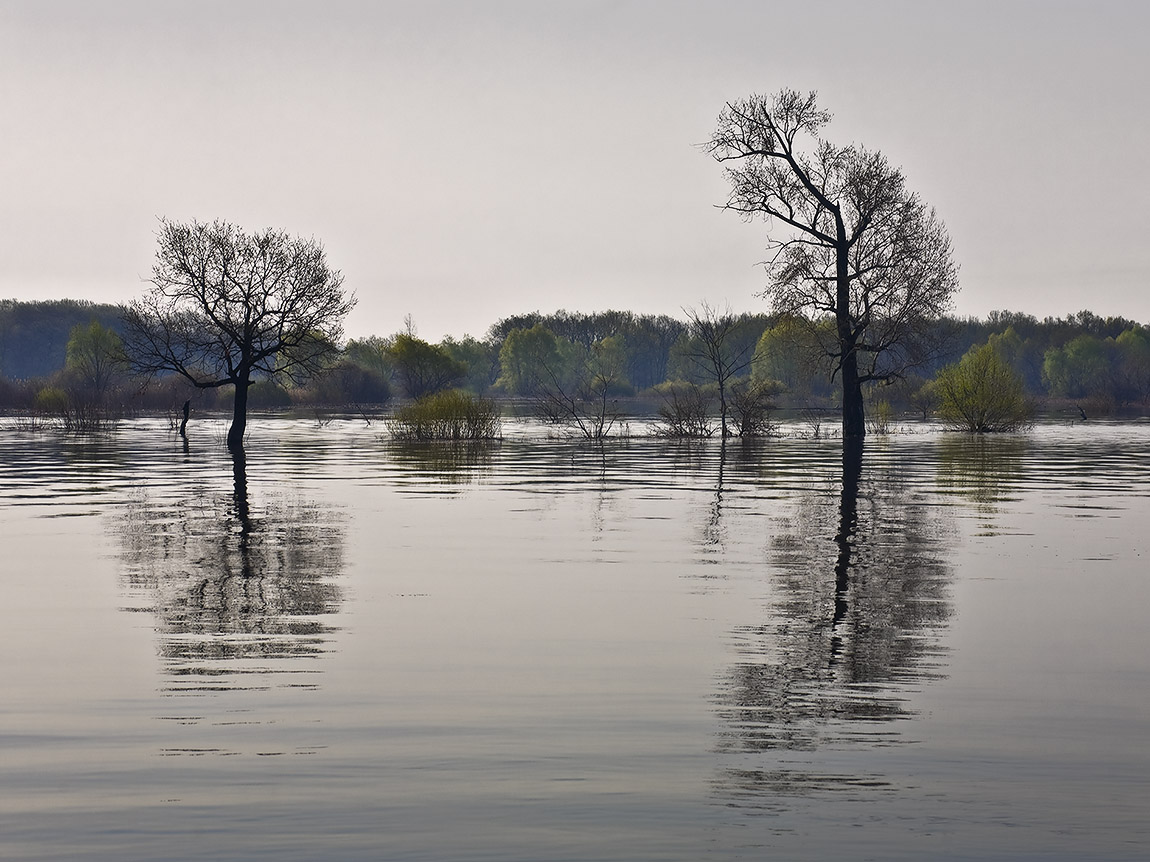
[[1, 0, 1146, 341]]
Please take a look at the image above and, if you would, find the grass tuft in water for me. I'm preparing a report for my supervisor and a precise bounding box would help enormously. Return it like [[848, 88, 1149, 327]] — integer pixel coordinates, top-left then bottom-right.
[[388, 390, 502, 441]]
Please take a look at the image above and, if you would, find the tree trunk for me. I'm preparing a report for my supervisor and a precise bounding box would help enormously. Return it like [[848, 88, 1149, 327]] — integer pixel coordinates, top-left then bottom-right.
[[833, 436, 864, 634], [836, 234, 866, 439], [840, 351, 866, 439], [830, 436, 864, 665], [227, 378, 249, 452], [718, 379, 729, 437]]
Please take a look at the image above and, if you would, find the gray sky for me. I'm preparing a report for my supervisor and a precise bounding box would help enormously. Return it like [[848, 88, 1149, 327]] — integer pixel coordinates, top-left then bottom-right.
[[1, 0, 1146, 341]]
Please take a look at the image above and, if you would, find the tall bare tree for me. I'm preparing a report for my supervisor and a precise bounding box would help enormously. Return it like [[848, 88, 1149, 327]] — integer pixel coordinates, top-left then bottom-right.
[[124, 219, 354, 451], [709, 89, 958, 438]]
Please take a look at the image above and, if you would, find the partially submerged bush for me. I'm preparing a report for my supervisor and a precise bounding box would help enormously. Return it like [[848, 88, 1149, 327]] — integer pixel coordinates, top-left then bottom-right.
[[33, 386, 70, 415], [799, 407, 834, 438], [532, 340, 632, 439], [651, 381, 716, 437], [729, 378, 781, 437], [32, 384, 120, 433], [534, 386, 625, 439], [867, 398, 895, 435], [936, 343, 1035, 432], [389, 390, 501, 440]]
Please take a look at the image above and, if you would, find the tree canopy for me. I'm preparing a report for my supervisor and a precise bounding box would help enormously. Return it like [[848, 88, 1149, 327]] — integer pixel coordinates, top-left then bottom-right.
[[0, 299, 125, 380], [123, 219, 354, 450], [6, 292, 1149, 422], [66, 319, 128, 401], [387, 333, 466, 399], [710, 88, 958, 438], [936, 342, 1034, 433]]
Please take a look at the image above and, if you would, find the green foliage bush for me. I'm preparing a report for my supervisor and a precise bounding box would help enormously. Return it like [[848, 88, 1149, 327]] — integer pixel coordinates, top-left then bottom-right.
[[389, 390, 501, 440], [867, 398, 895, 434], [936, 343, 1035, 432], [247, 379, 294, 408], [388, 333, 466, 399], [66, 320, 128, 401], [496, 325, 570, 395], [751, 315, 833, 399], [728, 378, 781, 437], [33, 386, 70, 415], [440, 335, 500, 394]]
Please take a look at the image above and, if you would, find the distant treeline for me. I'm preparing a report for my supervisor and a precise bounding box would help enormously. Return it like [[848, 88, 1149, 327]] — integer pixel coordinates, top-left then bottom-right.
[[0, 299, 125, 380], [2, 299, 1149, 416]]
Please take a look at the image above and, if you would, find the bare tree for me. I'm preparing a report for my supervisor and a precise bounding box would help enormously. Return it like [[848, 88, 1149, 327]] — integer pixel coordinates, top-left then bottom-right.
[[679, 303, 759, 437], [535, 337, 629, 439], [709, 89, 958, 439], [123, 219, 354, 451], [652, 381, 716, 438]]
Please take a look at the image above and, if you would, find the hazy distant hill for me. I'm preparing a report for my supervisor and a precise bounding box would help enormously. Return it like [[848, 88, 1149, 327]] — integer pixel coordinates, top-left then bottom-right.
[[0, 299, 127, 380]]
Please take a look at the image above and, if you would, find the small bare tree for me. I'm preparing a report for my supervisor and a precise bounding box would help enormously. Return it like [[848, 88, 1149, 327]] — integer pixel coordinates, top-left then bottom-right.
[[535, 338, 629, 439], [123, 219, 354, 451], [728, 378, 781, 437], [653, 382, 716, 438], [679, 303, 758, 437]]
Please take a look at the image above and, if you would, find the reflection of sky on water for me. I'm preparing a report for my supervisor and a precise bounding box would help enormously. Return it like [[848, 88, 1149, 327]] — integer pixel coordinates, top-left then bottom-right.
[[2, 418, 1149, 860]]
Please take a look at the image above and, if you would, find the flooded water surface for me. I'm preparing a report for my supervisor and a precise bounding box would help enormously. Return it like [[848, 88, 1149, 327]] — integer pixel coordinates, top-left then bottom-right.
[[1, 418, 1148, 860]]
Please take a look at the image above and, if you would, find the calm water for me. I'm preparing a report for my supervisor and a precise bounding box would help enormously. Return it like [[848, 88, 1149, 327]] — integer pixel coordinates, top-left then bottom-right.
[[1, 416, 1148, 860]]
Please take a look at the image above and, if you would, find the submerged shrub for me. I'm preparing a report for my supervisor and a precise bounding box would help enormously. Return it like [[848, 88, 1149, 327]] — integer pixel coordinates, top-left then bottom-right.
[[389, 390, 501, 440], [32, 384, 119, 433], [651, 381, 716, 437], [33, 386, 70, 415], [867, 398, 895, 435], [936, 343, 1035, 433], [729, 378, 781, 437], [247, 379, 293, 408]]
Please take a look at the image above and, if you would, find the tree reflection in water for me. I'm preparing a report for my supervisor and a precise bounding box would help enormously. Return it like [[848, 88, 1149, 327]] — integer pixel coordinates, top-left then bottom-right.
[[118, 451, 345, 694], [715, 439, 954, 806]]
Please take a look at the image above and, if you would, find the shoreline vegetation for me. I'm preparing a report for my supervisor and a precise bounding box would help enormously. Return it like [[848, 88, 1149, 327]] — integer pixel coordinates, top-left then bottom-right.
[[0, 397, 1135, 441], [2, 299, 1148, 440]]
